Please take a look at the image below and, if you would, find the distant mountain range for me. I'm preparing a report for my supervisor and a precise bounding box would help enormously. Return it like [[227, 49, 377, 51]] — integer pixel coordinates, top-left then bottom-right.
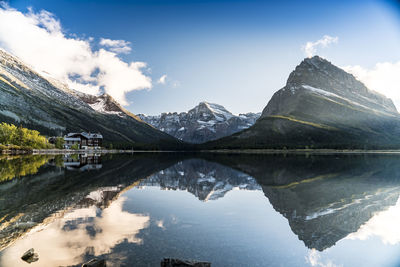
[[138, 102, 260, 143], [139, 158, 261, 201], [203, 56, 400, 149], [0, 49, 179, 149], [1, 47, 400, 149]]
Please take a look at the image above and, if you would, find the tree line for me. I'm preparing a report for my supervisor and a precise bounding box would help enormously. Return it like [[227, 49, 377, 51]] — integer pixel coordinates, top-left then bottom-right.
[[0, 122, 52, 149]]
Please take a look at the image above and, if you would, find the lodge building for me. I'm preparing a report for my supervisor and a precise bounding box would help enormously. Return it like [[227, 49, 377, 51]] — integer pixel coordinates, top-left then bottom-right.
[[63, 132, 103, 149]]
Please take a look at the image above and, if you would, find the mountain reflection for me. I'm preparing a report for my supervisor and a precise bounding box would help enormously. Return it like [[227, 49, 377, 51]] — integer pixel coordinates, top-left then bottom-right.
[[139, 159, 261, 201], [206, 153, 400, 251], [0, 196, 149, 267], [0, 153, 181, 250], [2, 152, 400, 265]]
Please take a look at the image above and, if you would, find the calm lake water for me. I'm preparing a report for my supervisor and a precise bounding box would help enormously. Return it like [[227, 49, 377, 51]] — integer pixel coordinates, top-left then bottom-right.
[[1, 153, 400, 266]]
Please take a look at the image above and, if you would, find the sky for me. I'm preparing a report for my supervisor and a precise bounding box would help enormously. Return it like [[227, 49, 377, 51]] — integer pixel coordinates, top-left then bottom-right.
[[1, 0, 400, 115]]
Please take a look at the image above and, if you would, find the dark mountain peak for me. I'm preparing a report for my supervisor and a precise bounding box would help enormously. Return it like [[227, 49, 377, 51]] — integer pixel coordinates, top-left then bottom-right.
[[195, 101, 212, 112], [79, 92, 143, 121], [98, 93, 123, 112], [190, 101, 233, 120], [197, 101, 219, 110], [198, 101, 210, 106], [287, 55, 352, 88], [277, 56, 397, 115], [0, 49, 178, 146], [303, 55, 328, 65], [205, 56, 400, 150], [300, 55, 334, 69], [76, 92, 123, 114]]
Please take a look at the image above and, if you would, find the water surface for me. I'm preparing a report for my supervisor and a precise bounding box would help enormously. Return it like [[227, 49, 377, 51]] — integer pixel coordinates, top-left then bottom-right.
[[1, 153, 400, 266]]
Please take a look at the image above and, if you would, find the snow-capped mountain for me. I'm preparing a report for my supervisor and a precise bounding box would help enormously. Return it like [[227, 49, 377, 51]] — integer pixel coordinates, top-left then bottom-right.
[[75, 91, 143, 120], [0, 49, 178, 147], [204, 56, 400, 149], [138, 102, 260, 143], [138, 159, 261, 201]]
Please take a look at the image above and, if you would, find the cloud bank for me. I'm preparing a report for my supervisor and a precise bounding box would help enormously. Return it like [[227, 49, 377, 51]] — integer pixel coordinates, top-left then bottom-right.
[[303, 35, 338, 58], [0, 4, 151, 105], [343, 62, 400, 111]]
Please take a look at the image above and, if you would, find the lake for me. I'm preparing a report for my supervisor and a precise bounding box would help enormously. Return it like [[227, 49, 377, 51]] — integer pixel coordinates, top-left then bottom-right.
[[1, 152, 400, 266]]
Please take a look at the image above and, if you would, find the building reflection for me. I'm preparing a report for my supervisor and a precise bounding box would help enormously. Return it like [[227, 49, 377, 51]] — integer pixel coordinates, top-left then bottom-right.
[[0, 153, 179, 252], [63, 154, 102, 171]]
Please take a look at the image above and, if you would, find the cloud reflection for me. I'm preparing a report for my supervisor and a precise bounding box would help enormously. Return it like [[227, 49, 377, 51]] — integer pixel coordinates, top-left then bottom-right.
[[306, 249, 342, 267], [0, 196, 149, 266], [346, 198, 400, 245]]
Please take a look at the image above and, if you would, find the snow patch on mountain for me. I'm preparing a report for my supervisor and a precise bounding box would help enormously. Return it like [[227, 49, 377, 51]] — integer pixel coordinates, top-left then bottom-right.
[[88, 98, 122, 116], [302, 85, 395, 116], [201, 102, 233, 120], [138, 102, 261, 143], [0, 48, 177, 144]]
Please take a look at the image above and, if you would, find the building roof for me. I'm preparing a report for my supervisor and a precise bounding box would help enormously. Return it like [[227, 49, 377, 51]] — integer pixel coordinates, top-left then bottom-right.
[[66, 132, 103, 139]]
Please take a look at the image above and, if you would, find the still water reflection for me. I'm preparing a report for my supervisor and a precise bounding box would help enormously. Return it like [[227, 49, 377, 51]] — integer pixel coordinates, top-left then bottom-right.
[[1, 153, 400, 266]]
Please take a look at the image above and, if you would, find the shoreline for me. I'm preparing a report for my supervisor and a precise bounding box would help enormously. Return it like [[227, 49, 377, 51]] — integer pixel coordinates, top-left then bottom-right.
[[3, 148, 400, 155], [198, 149, 400, 154]]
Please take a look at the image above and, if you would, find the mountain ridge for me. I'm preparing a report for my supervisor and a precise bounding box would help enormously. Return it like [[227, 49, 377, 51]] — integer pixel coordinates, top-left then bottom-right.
[[0, 49, 180, 149], [2, 49, 400, 149], [202, 56, 400, 149], [138, 101, 260, 143]]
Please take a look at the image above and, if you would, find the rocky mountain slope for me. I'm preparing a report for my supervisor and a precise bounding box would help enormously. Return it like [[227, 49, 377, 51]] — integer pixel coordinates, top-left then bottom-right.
[[0, 49, 180, 148], [203, 56, 400, 149], [138, 102, 260, 143]]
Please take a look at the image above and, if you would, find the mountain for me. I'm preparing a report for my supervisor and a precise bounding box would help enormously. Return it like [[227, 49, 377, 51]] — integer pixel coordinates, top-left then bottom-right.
[[203, 56, 400, 149], [139, 158, 261, 201], [0, 153, 182, 250], [0, 49, 180, 149], [204, 153, 400, 251], [138, 102, 260, 143]]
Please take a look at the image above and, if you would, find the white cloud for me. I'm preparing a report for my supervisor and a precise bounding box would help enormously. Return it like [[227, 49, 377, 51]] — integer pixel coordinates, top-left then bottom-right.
[[99, 38, 131, 54], [343, 62, 400, 111], [157, 74, 167, 84], [0, 5, 151, 105], [302, 35, 338, 58]]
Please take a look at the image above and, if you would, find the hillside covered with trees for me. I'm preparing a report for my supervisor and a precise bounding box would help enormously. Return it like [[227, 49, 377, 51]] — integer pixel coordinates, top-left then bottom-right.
[[0, 123, 51, 150]]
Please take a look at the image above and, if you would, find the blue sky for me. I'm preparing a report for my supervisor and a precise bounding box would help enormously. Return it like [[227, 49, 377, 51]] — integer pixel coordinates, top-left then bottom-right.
[[4, 0, 400, 114]]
